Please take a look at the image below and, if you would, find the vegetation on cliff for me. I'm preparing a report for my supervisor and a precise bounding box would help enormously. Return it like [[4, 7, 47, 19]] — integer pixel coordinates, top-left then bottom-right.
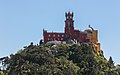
[[0, 43, 120, 75]]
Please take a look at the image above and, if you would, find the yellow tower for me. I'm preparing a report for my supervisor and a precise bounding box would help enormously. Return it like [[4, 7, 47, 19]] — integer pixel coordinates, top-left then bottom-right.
[[85, 25, 101, 52]]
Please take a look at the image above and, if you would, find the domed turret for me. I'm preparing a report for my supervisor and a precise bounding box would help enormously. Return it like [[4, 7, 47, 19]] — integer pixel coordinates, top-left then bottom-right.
[[84, 25, 94, 33]]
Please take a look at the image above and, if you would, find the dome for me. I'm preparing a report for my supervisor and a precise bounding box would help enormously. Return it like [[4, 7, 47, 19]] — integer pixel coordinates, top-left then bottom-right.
[[84, 28, 93, 33]]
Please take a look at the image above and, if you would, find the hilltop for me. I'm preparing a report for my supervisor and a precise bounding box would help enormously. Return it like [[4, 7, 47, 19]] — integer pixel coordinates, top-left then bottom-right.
[[0, 43, 120, 75]]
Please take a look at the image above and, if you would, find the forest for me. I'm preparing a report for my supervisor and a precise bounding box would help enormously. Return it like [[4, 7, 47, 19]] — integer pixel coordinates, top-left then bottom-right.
[[0, 43, 120, 75]]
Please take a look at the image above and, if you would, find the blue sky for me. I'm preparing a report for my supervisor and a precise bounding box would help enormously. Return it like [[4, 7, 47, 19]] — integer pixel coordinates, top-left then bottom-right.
[[0, 0, 120, 64]]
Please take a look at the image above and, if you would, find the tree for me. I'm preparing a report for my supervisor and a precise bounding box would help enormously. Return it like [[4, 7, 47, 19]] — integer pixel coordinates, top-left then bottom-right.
[[108, 56, 114, 68], [0, 43, 117, 75]]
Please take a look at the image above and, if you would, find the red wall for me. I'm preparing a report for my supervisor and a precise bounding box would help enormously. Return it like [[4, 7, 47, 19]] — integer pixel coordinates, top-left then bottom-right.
[[44, 30, 90, 43], [43, 12, 90, 43], [79, 33, 89, 42], [44, 32, 65, 43]]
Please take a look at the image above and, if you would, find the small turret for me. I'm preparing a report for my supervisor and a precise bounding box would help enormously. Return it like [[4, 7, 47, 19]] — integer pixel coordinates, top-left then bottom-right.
[[43, 29, 47, 36], [65, 11, 74, 20]]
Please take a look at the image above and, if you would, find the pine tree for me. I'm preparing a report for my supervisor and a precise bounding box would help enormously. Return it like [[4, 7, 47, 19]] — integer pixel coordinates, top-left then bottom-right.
[[108, 56, 114, 69]]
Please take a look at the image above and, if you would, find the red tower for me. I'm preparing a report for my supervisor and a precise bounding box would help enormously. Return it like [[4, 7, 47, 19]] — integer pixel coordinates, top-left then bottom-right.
[[64, 12, 74, 39]]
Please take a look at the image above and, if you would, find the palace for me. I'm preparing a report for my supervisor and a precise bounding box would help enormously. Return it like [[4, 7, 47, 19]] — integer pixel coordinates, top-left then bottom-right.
[[43, 12, 101, 51]]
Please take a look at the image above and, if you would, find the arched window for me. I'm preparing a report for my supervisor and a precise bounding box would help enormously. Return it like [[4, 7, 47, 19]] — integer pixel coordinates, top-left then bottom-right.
[[53, 34, 55, 37], [48, 34, 51, 37]]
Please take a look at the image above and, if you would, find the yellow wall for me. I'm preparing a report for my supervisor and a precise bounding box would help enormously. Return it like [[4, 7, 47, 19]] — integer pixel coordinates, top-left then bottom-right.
[[91, 30, 98, 43], [87, 30, 101, 52]]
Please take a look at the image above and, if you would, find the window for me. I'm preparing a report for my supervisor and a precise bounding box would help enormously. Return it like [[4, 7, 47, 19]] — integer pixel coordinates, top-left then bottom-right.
[[48, 34, 51, 37], [53, 34, 55, 37], [61, 38, 63, 40], [58, 34, 60, 37], [62, 35, 64, 37]]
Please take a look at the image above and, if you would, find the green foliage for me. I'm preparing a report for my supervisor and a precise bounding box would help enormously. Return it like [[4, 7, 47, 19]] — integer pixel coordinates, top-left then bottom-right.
[[16, 49, 24, 54], [0, 43, 119, 75]]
